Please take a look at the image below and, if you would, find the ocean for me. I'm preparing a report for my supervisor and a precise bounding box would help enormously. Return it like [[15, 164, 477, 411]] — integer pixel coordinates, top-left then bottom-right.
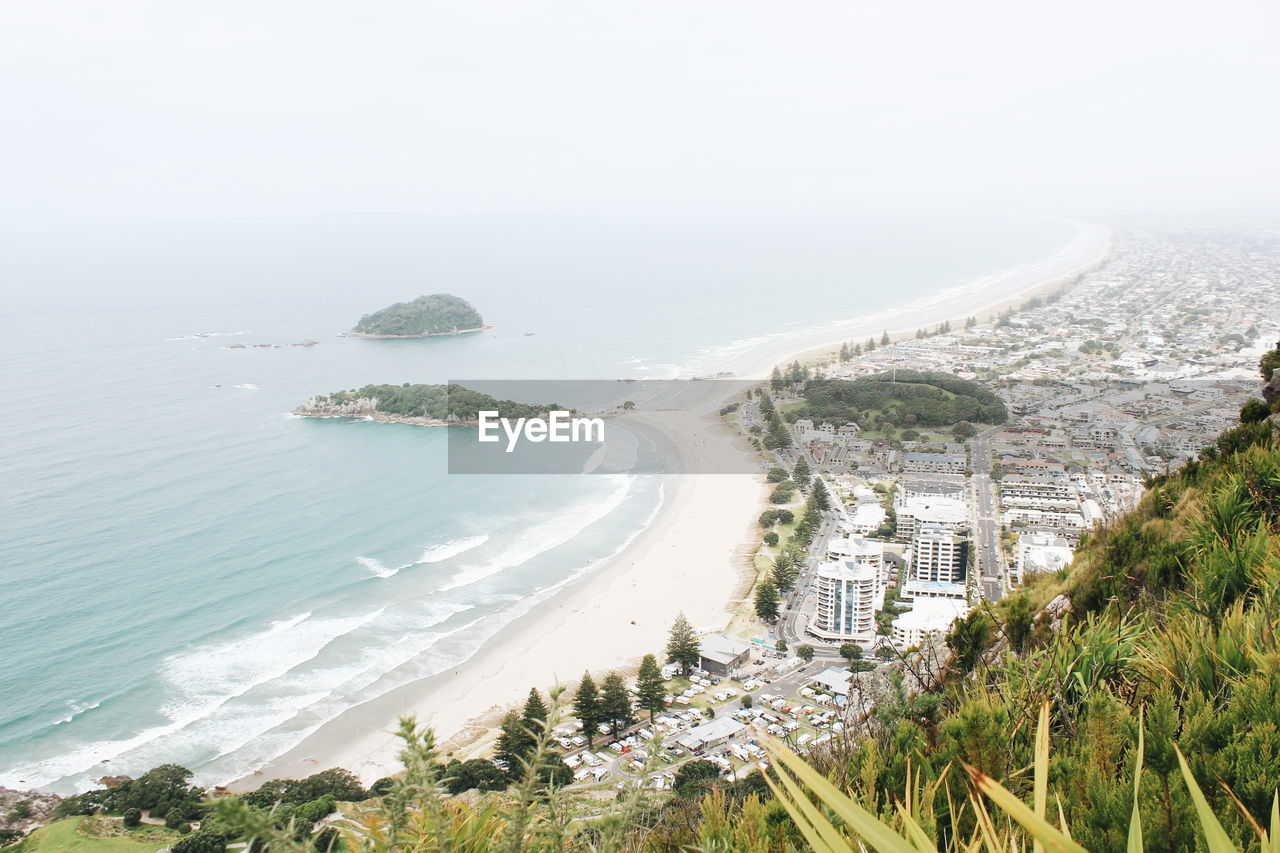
[[0, 211, 1099, 792]]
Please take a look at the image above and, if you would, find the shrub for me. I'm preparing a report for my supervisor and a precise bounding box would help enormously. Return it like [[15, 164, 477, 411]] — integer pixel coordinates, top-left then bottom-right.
[[763, 531, 779, 547], [171, 830, 227, 853], [122, 808, 142, 828]]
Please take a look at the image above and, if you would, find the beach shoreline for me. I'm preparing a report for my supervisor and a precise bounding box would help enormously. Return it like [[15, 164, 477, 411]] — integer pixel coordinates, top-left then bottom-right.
[[231, 220, 1111, 788]]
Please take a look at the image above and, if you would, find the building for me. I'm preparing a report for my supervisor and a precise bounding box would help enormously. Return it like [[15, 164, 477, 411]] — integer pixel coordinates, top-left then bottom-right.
[[895, 497, 969, 540], [1013, 532, 1075, 585], [891, 599, 970, 648], [809, 557, 884, 645], [903, 451, 966, 474], [698, 633, 753, 676], [910, 525, 967, 584], [809, 666, 852, 697], [898, 475, 966, 502], [675, 717, 746, 752]]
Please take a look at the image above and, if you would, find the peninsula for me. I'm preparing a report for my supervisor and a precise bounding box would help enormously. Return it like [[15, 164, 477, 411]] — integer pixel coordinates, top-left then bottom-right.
[[293, 382, 559, 426], [348, 294, 487, 338]]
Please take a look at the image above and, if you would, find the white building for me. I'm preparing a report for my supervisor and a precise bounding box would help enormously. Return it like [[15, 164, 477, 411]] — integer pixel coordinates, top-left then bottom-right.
[[809, 556, 884, 645], [910, 525, 967, 585], [892, 599, 970, 648], [1013, 532, 1075, 585], [896, 497, 969, 540]]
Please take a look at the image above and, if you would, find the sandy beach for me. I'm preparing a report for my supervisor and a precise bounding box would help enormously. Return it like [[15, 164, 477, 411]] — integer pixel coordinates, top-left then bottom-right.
[[233, 220, 1110, 787]]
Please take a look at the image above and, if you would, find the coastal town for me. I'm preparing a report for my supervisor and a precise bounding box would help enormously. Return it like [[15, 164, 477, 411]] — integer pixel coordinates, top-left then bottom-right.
[[530, 226, 1280, 796]]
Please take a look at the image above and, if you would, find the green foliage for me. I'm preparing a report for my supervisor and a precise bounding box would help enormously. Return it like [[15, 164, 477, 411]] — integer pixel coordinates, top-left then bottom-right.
[[170, 830, 227, 853], [1260, 347, 1280, 382], [635, 654, 667, 721], [765, 467, 789, 483], [572, 673, 602, 746], [121, 809, 141, 828], [441, 758, 507, 795], [352, 293, 483, 336], [599, 672, 636, 735], [674, 760, 723, 797], [666, 612, 702, 675], [793, 371, 1007, 430], [306, 382, 558, 422], [1242, 397, 1271, 423], [754, 578, 780, 622], [796, 644, 814, 662], [762, 531, 779, 547]]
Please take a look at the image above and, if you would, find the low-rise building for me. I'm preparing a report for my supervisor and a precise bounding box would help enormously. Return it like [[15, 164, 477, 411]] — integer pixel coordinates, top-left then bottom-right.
[[698, 634, 753, 676], [892, 598, 970, 648]]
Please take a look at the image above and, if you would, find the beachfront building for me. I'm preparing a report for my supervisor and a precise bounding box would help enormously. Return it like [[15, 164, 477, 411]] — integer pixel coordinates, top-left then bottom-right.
[[910, 524, 968, 585], [808, 550, 885, 645], [891, 598, 970, 648], [898, 475, 966, 502], [698, 633, 753, 676]]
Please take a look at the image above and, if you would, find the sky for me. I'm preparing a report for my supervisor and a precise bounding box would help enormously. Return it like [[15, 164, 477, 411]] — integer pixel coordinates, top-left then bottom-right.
[[1, 0, 1278, 226]]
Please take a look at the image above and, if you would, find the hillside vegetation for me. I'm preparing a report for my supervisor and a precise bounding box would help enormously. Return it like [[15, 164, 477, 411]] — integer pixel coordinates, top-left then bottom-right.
[[351, 294, 484, 337], [790, 371, 1007, 429]]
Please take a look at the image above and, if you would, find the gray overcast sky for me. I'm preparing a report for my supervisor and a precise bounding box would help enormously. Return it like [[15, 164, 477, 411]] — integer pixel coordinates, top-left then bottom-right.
[[2, 0, 1278, 225]]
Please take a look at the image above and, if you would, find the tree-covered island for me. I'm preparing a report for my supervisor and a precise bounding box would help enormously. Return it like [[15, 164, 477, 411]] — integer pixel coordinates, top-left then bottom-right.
[[348, 294, 487, 338]]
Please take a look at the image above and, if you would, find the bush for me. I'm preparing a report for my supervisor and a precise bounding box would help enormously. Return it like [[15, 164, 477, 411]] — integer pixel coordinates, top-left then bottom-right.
[[171, 830, 227, 853], [369, 777, 396, 797], [122, 808, 142, 828], [673, 760, 722, 796], [1241, 397, 1271, 423], [763, 531, 779, 547]]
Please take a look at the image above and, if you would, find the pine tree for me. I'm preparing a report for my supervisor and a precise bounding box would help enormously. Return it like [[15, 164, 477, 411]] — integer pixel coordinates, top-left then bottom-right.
[[866, 336, 877, 351], [573, 673, 602, 747], [495, 710, 533, 778], [599, 672, 635, 734], [769, 365, 784, 391], [880, 329, 890, 346], [853, 342, 862, 355], [635, 654, 666, 721], [792, 457, 811, 485], [754, 578, 780, 622], [522, 688, 549, 727], [812, 478, 832, 511], [770, 553, 796, 593], [666, 613, 701, 675], [839, 342, 850, 361]]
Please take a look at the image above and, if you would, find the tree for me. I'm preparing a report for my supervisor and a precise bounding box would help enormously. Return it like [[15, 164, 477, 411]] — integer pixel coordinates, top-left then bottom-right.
[[775, 639, 787, 654], [754, 578, 780, 622], [839, 643, 862, 665], [292, 768, 366, 803], [442, 758, 507, 795], [881, 329, 890, 346], [953, 420, 978, 439], [573, 673, 602, 747], [666, 613, 701, 675], [522, 688, 549, 726], [770, 365, 785, 391], [763, 531, 779, 547], [122, 808, 142, 828], [875, 645, 897, 660], [1241, 398, 1271, 424], [171, 830, 227, 853], [811, 478, 832, 511], [494, 710, 534, 777], [635, 654, 666, 721], [765, 467, 789, 483], [792, 458, 811, 485], [796, 644, 814, 662], [599, 672, 635, 734], [673, 760, 722, 797]]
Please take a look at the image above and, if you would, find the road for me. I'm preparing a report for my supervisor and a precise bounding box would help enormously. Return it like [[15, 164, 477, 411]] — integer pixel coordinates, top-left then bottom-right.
[[969, 428, 1006, 601], [778, 510, 837, 647]]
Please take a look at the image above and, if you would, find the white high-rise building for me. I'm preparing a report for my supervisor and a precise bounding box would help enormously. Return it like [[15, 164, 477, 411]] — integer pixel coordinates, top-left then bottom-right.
[[910, 524, 967, 585], [809, 535, 886, 645]]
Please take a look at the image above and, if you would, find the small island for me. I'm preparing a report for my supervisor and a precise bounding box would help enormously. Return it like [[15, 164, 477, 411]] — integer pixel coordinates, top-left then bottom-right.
[[348, 294, 488, 338], [294, 383, 558, 426]]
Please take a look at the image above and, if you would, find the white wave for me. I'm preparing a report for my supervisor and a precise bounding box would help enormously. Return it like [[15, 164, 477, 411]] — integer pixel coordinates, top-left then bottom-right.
[[0, 608, 385, 789], [358, 535, 491, 580], [439, 476, 635, 592], [415, 535, 489, 565], [233, 383, 260, 390], [52, 699, 102, 726], [356, 556, 396, 579]]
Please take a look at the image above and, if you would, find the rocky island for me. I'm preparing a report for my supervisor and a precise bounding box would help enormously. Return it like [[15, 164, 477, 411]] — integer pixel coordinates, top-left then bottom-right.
[[347, 294, 488, 338], [294, 383, 559, 426]]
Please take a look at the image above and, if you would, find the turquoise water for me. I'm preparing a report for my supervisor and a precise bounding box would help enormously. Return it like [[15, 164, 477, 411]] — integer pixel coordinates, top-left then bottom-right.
[[0, 212, 1090, 791]]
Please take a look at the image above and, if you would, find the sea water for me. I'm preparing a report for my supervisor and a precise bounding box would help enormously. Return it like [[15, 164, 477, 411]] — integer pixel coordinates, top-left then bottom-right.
[[0, 211, 1099, 791]]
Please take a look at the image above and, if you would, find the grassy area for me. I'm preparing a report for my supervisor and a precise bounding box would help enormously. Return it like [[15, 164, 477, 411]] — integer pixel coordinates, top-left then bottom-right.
[[17, 817, 179, 853]]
